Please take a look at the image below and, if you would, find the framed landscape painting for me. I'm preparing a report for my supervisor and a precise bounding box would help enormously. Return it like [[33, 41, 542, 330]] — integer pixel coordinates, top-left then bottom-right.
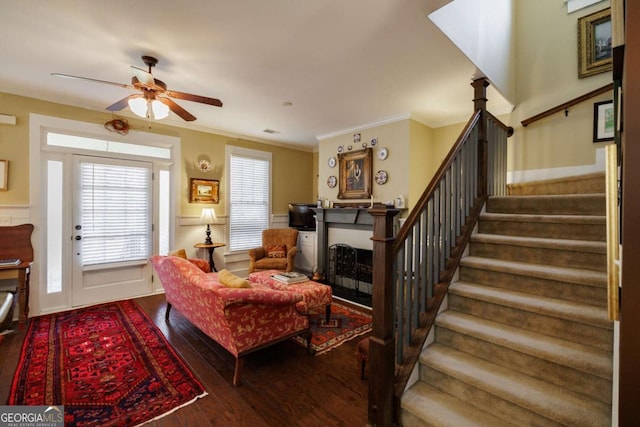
[[578, 8, 612, 78], [190, 178, 219, 203]]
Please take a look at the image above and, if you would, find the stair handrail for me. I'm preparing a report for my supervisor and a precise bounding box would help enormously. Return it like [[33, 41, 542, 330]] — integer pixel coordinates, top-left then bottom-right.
[[521, 83, 613, 127], [367, 77, 513, 426]]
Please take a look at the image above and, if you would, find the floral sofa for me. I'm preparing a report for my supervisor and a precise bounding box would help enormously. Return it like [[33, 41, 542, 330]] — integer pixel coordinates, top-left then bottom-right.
[[150, 255, 310, 385]]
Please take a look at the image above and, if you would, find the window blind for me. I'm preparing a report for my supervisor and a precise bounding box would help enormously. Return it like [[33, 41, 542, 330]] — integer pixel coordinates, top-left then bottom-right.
[[229, 154, 270, 251], [80, 162, 151, 266]]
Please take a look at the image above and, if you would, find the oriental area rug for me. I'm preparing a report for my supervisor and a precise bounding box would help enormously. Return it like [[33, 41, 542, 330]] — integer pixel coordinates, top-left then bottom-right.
[[8, 300, 207, 427], [293, 302, 372, 355]]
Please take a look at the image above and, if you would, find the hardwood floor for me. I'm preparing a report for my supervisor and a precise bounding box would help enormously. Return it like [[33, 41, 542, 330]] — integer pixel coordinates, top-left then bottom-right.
[[0, 294, 370, 427]]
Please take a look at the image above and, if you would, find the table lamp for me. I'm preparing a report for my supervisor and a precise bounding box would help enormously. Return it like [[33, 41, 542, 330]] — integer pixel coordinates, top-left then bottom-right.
[[200, 208, 217, 245]]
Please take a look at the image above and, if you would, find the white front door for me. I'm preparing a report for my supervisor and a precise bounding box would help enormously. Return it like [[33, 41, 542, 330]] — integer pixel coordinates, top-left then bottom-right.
[[71, 155, 153, 306]]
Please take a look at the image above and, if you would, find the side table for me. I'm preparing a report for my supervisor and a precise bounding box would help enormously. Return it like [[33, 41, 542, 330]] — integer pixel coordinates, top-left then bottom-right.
[[194, 242, 225, 272]]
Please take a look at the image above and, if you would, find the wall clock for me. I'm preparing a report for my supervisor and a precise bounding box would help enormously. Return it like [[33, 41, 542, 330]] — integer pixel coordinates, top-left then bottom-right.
[[377, 147, 388, 160], [328, 157, 336, 168], [327, 175, 337, 188]]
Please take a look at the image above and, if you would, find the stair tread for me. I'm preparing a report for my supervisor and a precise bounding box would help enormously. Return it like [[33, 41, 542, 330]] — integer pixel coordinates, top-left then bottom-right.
[[420, 344, 611, 426], [450, 281, 612, 329], [402, 382, 514, 427], [471, 233, 606, 253], [481, 212, 605, 223], [436, 311, 612, 378], [461, 256, 607, 287]]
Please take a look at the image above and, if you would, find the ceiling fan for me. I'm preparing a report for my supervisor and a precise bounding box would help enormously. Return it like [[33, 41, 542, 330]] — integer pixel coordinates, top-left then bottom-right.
[[52, 55, 223, 122]]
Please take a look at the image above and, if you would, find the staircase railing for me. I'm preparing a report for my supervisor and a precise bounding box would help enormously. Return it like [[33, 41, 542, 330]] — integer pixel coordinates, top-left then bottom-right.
[[367, 78, 513, 426]]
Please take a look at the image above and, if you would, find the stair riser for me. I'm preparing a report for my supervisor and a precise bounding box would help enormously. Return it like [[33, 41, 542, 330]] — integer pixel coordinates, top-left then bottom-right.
[[401, 411, 437, 427], [487, 196, 605, 216], [435, 326, 612, 404], [459, 266, 607, 307], [448, 294, 613, 351], [506, 174, 605, 196], [470, 241, 606, 272], [479, 219, 606, 241], [420, 367, 562, 426]]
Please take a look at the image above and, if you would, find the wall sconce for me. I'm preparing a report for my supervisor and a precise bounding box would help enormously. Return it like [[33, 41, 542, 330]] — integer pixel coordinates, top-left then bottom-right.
[[200, 208, 217, 244]]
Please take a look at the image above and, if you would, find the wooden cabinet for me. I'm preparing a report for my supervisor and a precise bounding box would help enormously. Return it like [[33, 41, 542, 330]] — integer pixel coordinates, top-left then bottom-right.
[[294, 230, 317, 273]]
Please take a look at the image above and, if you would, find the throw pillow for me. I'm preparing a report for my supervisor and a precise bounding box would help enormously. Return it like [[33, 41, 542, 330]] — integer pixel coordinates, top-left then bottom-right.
[[219, 269, 251, 288], [266, 244, 286, 258], [168, 248, 188, 259]]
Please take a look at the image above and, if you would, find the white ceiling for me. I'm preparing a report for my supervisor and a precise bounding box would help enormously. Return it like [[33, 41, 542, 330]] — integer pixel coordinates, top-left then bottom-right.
[[0, 0, 512, 149]]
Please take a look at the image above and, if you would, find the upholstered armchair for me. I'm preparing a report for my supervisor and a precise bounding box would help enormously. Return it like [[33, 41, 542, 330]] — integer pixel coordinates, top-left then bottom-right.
[[248, 228, 299, 273]]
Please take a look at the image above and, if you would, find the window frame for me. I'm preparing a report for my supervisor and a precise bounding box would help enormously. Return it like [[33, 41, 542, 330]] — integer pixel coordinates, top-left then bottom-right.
[[225, 145, 272, 253]]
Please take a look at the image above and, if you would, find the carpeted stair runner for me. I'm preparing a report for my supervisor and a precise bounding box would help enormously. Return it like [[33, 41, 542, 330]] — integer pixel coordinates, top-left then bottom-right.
[[401, 175, 613, 426]]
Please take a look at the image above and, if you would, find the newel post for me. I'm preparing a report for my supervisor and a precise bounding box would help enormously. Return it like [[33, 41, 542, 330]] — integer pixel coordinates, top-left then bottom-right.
[[368, 208, 399, 426], [472, 77, 489, 198]]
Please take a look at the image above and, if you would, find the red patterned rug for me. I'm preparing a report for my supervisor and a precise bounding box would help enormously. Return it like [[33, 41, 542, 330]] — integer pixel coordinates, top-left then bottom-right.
[[8, 300, 207, 426], [293, 302, 372, 355]]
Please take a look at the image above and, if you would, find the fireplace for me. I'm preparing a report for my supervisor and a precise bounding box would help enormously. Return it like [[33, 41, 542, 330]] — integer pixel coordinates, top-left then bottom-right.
[[328, 244, 373, 306], [313, 207, 400, 307]]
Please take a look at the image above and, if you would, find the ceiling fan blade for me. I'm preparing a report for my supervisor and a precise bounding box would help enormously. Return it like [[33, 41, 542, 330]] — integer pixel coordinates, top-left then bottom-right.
[[51, 73, 133, 89], [158, 97, 197, 121], [165, 90, 223, 107], [130, 66, 155, 86], [106, 94, 141, 112]]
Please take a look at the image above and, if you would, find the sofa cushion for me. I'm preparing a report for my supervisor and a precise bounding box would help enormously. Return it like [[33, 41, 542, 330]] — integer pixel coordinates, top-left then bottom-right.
[[168, 248, 188, 259], [219, 269, 251, 288], [266, 244, 286, 258]]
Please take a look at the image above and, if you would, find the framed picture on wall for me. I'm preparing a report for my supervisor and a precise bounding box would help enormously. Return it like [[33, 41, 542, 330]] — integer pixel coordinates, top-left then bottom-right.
[[337, 148, 372, 199], [578, 8, 612, 78], [190, 178, 219, 203], [593, 100, 614, 142]]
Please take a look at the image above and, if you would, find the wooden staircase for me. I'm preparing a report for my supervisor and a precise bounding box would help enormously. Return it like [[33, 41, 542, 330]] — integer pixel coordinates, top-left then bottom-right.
[[401, 174, 613, 426]]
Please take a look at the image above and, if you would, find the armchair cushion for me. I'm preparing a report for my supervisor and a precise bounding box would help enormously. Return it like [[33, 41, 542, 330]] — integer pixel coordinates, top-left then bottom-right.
[[219, 269, 251, 288], [266, 244, 286, 258]]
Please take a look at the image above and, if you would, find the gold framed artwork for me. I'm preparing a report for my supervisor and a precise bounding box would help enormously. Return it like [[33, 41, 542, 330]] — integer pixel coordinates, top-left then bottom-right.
[[578, 8, 612, 78], [338, 148, 372, 199], [0, 160, 7, 191], [190, 178, 219, 203]]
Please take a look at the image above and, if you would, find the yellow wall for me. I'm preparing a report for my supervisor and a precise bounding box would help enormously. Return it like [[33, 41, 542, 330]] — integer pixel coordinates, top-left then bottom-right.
[[506, 0, 612, 172], [408, 120, 433, 208], [318, 120, 411, 208], [0, 92, 314, 216]]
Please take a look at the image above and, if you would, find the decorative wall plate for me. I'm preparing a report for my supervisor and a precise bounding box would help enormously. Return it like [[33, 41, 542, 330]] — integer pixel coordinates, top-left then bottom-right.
[[347, 145, 353, 151], [328, 157, 336, 168], [375, 170, 388, 185], [198, 159, 212, 172], [377, 147, 388, 160], [327, 175, 337, 188], [337, 145, 343, 153], [370, 138, 378, 146]]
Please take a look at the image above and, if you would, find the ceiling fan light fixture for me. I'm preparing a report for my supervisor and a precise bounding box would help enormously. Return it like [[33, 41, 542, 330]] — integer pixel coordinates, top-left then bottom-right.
[[128, 97, 148, 118], [151, 99, 170, 120]]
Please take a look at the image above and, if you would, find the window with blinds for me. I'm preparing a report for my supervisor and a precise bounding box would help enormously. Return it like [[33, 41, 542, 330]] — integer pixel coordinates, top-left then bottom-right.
[[228, 148, 271, 252], [80, 161, 151, 266]]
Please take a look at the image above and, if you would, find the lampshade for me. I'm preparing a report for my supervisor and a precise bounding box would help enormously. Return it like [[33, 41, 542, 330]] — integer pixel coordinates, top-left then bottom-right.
[[151, 99, 170, 119], [127, 97, 170, 120], [200, 208, 217, 224], [128, 97, 148, 118]]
